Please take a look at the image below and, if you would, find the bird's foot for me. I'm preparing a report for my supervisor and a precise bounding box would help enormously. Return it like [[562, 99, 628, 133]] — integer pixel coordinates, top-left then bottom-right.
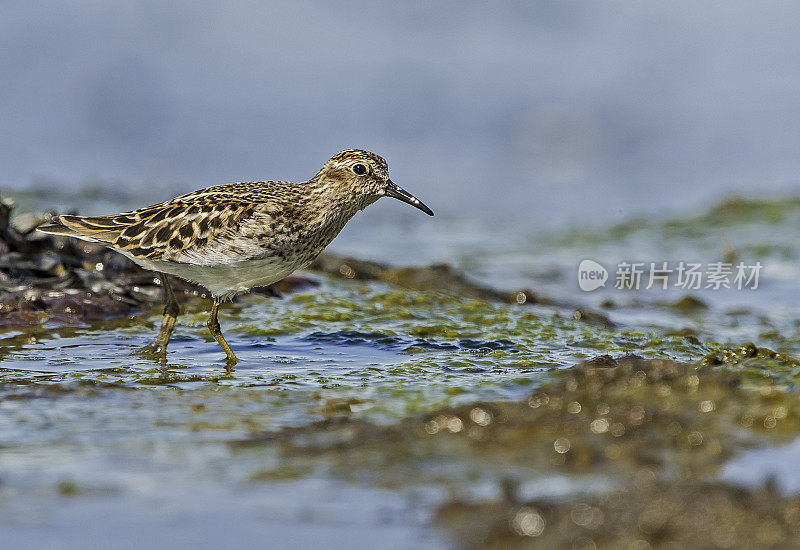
[[136, 341, 168, 364], [224, 353, 239, 371]]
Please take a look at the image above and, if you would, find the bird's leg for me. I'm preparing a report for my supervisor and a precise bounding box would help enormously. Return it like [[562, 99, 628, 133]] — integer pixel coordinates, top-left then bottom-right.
[[139, 273, 180, 357], [207, 298, 239, 366]]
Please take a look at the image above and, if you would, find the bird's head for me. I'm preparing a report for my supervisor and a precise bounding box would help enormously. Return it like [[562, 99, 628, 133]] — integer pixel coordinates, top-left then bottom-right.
[[314, 149, 434, 216]]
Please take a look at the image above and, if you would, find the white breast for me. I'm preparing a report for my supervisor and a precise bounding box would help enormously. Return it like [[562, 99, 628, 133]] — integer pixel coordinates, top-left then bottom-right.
[[127, 254, 303, 299]]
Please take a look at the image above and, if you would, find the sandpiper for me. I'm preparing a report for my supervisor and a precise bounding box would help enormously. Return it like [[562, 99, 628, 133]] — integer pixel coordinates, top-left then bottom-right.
[[38, 149, 433, 364]]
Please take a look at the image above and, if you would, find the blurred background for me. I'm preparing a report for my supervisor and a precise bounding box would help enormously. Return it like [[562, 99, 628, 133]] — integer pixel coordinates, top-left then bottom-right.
[[4, 1, 800, 232]]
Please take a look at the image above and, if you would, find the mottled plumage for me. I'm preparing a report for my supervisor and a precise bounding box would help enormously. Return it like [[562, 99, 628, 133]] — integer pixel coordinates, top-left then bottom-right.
[[38, 149, 433, 365]]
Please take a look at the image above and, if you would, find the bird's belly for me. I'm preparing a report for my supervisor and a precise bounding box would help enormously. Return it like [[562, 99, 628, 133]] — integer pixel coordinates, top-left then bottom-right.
[[140, 256, 302, 299]]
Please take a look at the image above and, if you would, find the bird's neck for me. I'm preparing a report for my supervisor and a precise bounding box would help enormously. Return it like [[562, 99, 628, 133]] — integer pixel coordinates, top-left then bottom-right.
[[304, 177, 377, 220]]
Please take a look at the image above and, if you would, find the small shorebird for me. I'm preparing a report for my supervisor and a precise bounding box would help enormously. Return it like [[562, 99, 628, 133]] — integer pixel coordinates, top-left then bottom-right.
[[38, 149, 433, 365]]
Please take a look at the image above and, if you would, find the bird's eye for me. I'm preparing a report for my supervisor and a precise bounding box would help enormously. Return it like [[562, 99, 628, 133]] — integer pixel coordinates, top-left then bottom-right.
[[352, 163, 367, 175]]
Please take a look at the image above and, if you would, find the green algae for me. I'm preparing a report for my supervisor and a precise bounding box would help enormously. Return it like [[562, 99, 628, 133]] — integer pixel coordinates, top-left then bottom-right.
[[3, 274, 790, 428], [547, 195, 800, 253]]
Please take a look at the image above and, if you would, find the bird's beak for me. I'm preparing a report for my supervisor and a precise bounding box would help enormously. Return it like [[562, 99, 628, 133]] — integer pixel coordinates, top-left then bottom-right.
[[383, 180, 434, 216]]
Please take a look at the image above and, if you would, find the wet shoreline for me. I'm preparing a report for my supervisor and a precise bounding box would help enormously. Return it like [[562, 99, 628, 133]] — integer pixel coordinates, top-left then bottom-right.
[[3, 192, 800, 548]]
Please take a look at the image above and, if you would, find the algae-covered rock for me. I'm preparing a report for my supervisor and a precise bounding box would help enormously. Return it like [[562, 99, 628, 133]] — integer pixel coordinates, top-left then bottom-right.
[[239, 355, 800, 480], [309, 253, 614, 326], [668, 294, 708, 313], [437, 479, 800, 549], [231, 353, 800, 548]]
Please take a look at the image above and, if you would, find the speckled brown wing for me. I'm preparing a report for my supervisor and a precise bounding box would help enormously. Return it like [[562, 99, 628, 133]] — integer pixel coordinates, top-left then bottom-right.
[[55, 193, 262, 262]]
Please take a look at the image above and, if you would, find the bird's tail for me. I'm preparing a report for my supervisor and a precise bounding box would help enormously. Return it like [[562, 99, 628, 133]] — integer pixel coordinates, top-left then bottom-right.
[[37, 215, 117, 243]]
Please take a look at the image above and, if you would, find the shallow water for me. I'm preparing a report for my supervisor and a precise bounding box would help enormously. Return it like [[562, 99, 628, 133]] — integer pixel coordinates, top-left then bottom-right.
[[4, 192, 800, 547]]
